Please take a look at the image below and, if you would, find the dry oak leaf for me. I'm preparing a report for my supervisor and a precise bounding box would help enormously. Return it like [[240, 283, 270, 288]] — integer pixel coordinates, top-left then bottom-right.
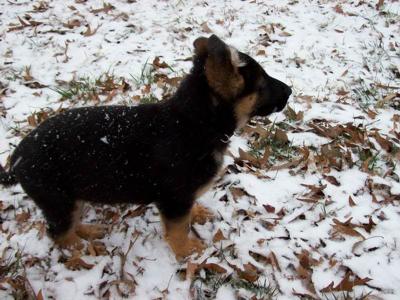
[[152, 56, 169, 69], [82, 24, 100, 37], [213, 229, 226, 243], [348, 195, 356, 207], [237, 263, 260, 282], [65, 254, 95, 270], [322, 175, 340, 186], [332, 218, 365, 239], [201, 263, 227, 274], [320, 271, 371, 292]]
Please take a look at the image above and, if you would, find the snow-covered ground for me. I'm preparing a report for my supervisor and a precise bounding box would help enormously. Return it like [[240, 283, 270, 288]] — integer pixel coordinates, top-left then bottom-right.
[[1, 0, 400, 299]]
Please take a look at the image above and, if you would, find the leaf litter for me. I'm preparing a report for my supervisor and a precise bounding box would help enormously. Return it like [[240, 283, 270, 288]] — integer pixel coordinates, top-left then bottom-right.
[[0, 0, 400, 299]]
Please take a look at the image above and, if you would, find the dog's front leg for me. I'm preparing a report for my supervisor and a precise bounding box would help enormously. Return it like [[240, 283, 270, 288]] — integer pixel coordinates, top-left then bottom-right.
[[160, 208, 205, 260]]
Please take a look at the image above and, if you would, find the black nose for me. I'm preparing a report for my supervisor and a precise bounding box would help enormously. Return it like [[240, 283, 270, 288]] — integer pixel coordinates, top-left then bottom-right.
[[284, 85, 292, 98]]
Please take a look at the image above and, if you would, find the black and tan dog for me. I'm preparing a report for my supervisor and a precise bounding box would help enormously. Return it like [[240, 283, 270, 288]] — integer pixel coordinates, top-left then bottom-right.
[[0, 35, 291, 258]]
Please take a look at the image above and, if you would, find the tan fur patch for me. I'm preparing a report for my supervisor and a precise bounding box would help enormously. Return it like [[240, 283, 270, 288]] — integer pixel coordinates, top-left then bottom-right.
[[161, 212, 205, 259], [55, 230, 83, 249], [76, 224, 108, 240], [234, 93, 258, 128], [191, 204, 214, 225], [205, 58, 244, 100], [54, 202, 84, 249]]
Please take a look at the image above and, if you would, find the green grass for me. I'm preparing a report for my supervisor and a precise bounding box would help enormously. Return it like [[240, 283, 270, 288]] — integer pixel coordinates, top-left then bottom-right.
[[248, 122, 298, 163], [130, 59, 155, 87], [192, 272, 277, 300]]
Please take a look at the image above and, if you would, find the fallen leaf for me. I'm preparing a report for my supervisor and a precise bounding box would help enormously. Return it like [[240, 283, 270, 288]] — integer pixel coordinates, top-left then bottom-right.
[[237, 263, 259, 282], [332, 219, 365, 239], [36, 289, 44, 300], [201, 263, 227, 274], [65, 255, 94, 270], [201, 22, 212, 33], [320, 271, 371, 292], [213, 229, 226, 243], [270, 251, 281, 272], [186, 261, 199, 280], [82, 24, 100, 37], [376, 0, 384, 10], [152, 56, 169, 69], [322, 175, 340, 186], [263, 204, 275, 213], [16, 211, 30, 223], [348, 196, 356, 207], [334, 4, 346, 15], [361, 216, 376, 233]]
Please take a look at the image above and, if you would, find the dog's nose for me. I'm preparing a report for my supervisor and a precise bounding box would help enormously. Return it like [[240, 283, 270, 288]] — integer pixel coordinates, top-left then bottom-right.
[[284, 86, 292, 98]]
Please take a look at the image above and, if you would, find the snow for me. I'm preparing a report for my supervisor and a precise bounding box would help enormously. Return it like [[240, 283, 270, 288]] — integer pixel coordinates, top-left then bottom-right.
[[1, 0, 400, 299]]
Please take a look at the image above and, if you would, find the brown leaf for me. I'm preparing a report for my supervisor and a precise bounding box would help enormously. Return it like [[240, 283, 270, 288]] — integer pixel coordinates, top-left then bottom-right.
[[229, 186, 248, 202], [186, 261, 199, 280], [348, 196, 356, 207], [256, 49, 266, 56], [213, 229, 226, 243], [16, 211, 30, 223], [65, 255, 94, 270], [270, 251, 281, 272], [152, 56, 169, 69], [36, 289, 44, 300], [23, 66, 33, 81], [332, 219, 365, 239], [237, 263, 259, 282], [279, 31, 292, 37], [238, 148, 259, 166], [320, 271, 371, 292], [372, 131, 392, 152], [249, 251, 271, 265], [322, 175, 340, 186], [63, 19, 81, 29], [82, 24, 100, 37], [201, 263, 227, 274], [376, 0, 385, 10], [90, 2, 115, 14], [367, 108, 377, 119], [361, 216, 376, 233], [334, 5, 346, 15], [263, 204, 275, 213], [270, 147, 309, 171], [284, 105, 304, 121], [27, 115, 37, 127], [201, 22, 212, 33], [274, 128, 288, 144], [123, 205, 147, 219]]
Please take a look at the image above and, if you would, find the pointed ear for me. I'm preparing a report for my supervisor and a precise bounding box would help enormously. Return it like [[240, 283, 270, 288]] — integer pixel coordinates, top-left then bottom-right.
[[205, 35, 244, 99]]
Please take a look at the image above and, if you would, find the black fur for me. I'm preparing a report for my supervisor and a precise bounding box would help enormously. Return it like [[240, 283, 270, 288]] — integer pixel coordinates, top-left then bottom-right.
[[0, 35, 291, 240]]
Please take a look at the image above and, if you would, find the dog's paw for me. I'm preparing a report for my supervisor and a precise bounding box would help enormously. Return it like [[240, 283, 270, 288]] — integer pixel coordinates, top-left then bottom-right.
[[173, 237, 206, 260], [55, 232, 84, 250], [76, 224, 109, 240], [191, 204, 214, 225]]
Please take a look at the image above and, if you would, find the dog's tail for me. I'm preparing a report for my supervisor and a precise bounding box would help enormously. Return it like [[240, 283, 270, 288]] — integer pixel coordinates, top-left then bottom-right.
[[0, 163, 17, 186]]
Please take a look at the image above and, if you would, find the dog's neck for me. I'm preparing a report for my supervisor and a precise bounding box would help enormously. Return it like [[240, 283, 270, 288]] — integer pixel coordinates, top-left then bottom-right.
[[169, 68, 238, 146]]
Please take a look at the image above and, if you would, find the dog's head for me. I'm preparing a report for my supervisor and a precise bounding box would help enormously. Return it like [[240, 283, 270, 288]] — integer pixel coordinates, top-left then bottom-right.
[[193, 35, 291, 127]]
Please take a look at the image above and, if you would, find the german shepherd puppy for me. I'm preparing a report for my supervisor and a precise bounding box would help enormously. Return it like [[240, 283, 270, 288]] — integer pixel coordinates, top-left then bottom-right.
[[0, 35, 291, 258]]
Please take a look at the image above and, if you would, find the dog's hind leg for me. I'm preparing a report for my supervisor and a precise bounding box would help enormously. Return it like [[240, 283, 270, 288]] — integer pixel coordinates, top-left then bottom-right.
[[34, 195, 84, 250], [191, 203, 214, 225]]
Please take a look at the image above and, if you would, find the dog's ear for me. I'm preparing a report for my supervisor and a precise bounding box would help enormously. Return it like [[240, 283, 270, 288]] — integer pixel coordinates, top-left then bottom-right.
[[204, 35, 244, 100], [193, 36, 208, 56]]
